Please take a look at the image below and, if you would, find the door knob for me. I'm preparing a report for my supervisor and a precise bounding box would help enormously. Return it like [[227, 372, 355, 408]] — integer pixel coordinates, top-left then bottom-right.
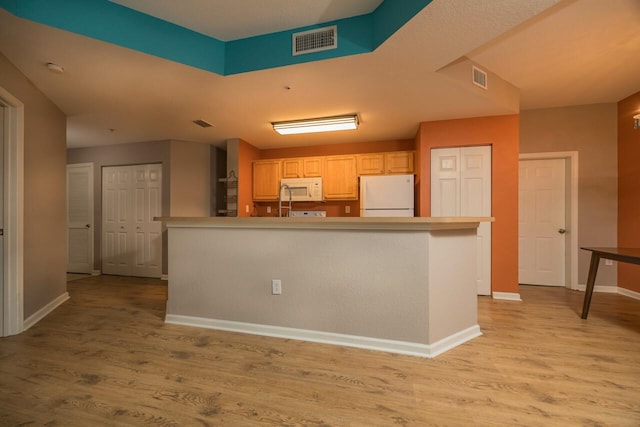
[[558, 228, 566, 234]]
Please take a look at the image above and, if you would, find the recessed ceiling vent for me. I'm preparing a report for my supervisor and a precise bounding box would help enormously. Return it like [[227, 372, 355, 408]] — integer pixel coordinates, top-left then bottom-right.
[[193, 119, 214, 128], [292, 25, 337, 56], [472, 65, 488, 90]]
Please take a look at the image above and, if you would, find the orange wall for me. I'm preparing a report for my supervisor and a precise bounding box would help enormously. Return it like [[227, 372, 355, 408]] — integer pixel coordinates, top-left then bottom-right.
[[617, 92, 640, 292], [238, 139, 261, 217], [415, 115, 520, 295], [259, 139, 414, 159]]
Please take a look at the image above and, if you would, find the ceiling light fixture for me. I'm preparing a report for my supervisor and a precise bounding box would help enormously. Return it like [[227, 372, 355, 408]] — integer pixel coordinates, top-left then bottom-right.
[[634, 113, 640, 130], [272, 115, 359, 135]]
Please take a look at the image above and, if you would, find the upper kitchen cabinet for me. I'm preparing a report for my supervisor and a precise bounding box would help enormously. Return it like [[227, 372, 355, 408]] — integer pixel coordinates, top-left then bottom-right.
[[323, 155, 358, 200], [282, 157, 323, 178], [357, 153, 385, 175], [385, 151, 415, 174], [357, 151, 415, 175], [253, 159, 281, 201]]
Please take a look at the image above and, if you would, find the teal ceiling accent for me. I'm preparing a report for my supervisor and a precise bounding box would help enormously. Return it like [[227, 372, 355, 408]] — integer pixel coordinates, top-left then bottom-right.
[[225, 14, 374, 75], [0, 0, 226, 74], [0, 0, 432, 76]]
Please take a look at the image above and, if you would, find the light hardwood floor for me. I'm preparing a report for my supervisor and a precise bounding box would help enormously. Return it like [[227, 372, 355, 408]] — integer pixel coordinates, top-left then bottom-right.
[[1, 275, 639, 426]]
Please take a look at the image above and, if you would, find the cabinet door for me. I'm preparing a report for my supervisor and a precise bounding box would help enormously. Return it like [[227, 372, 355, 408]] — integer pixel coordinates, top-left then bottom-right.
[[253, 160, 281, 200], [357, 153, 385, 175], [323, 156, 358, 200], [302, 157, 323, 177], [282, 159, 302, 178], [386, 151, 414, 174]]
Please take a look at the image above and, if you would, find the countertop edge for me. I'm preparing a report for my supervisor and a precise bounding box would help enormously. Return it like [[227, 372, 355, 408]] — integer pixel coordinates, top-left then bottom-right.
[[154, 216, 494, 231]]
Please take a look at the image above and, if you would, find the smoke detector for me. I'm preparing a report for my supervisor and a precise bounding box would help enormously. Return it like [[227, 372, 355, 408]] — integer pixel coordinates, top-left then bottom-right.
[[46, 62, 64, 74]]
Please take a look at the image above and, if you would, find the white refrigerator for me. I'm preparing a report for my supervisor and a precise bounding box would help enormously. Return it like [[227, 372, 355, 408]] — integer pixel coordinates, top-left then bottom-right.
[[359, 174, 415, 217]]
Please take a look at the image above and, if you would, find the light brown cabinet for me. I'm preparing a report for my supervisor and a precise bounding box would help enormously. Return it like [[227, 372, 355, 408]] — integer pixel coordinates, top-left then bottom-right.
[[357, 151, 414, 175], [253, 151, 414, 201], [281, 157, 322, 178], [385, 151, 414, 174], [323, 155, 358, 200], [252, 160, 281, 201], [357, 153, 385, 175]]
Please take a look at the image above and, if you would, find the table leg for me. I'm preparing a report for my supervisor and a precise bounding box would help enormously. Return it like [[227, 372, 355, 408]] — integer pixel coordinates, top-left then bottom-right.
[[581, 253, 601, 319]]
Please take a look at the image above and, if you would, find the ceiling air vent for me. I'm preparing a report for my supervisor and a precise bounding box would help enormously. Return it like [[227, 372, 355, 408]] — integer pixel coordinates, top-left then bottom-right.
[[472, 65, 488, 90], [192, 119, 214, 128], [292, 25, 337, 56]]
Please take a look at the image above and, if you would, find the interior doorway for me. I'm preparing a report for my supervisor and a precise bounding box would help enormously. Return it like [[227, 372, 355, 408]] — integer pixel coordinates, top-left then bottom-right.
[[67, 163, 94, 274], [519, 152, 579, 290], [0, 86, 24, 337]]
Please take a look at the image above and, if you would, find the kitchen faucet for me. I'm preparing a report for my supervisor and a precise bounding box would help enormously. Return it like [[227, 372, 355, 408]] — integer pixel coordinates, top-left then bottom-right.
[[278, 184, 292, 217]]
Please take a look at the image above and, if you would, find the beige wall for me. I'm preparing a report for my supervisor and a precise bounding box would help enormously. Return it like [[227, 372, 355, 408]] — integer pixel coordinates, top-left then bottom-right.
[[169, 141, 210, 216], [520, 104, 618, 287], [67, 140, 171, 272], [0, 53, 67, 319], [68, 140, 212, 275]]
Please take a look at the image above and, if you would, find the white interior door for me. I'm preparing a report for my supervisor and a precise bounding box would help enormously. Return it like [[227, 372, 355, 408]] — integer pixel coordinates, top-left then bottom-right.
[[67, 163, 94, 273], [102, 166, 132, 276], [519, 158, 566, 286], [432, 146, 492, 295], [131, 164, 162, 278], [102, 164, 162, 278]]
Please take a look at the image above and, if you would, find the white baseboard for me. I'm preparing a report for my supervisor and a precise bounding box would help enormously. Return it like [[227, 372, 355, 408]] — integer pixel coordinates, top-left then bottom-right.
[[165, 314, 480, 358], [161, 274, 168, 281], [618, 287, 640, 300], [91, 270, 101, 276], [492, 292, 522, 301], [575, 284, 619, 293], [23, 292, 70, 331], [429, 325, 482, 358]]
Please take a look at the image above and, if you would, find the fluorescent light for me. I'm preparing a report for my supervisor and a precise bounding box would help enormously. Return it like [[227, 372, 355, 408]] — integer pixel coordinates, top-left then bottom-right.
[[272, 115, 359, 135]]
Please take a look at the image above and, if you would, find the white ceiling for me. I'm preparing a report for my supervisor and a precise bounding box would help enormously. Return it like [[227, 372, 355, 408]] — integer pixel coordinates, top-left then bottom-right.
[[0, 0, 639, 150]]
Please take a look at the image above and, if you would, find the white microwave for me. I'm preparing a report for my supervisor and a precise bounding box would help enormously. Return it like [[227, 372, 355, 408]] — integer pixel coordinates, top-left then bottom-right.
[[280, 177, 323, 202]]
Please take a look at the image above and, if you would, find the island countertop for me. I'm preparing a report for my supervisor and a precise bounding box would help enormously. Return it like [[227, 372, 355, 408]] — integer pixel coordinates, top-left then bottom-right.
[[155, 216, 494, 231]]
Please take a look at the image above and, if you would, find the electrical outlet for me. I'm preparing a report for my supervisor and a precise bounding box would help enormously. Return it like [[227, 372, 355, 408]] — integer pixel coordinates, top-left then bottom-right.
[[605, 259, 613, 266], [266, 206, 271, 214], [272, 279, 282, 295], [345, 205, 351, 214], [245, 204, 249, 213]]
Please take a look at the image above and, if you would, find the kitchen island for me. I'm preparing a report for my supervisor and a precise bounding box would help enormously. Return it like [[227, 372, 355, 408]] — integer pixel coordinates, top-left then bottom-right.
[[157, 216, 492, 358]]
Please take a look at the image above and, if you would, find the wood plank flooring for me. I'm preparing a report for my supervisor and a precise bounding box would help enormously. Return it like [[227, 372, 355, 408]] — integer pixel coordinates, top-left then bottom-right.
[[1, 275, 639, 426]]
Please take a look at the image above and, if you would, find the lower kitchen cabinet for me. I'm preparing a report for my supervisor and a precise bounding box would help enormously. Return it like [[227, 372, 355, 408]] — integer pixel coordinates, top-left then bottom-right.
[[323, 155, 358, 200]]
